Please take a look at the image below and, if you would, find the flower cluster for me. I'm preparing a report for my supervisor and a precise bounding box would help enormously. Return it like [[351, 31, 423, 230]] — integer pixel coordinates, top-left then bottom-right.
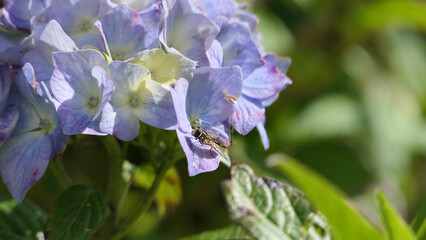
[[0, 0, 291, 202]]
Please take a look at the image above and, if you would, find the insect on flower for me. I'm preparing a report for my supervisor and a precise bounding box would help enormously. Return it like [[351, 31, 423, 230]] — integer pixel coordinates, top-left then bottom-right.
[[191, 126, 231, 161]]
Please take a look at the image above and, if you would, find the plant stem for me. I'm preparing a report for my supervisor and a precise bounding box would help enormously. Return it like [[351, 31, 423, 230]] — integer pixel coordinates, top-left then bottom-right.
[[110, 159, 173, 240], [51, 155, 73, 188]]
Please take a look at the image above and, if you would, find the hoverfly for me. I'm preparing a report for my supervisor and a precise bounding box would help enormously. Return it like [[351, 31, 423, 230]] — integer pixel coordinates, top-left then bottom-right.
[[191, 126, 231, 161]]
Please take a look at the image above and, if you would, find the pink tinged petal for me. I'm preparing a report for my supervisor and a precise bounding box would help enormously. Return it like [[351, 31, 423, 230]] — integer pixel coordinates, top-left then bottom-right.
[[187, 66, 243, 123], [229, 95, 265, 135], [243, 59, 292, 100], [0, 106, 19, 146], [256, 121, 269, 150], [139, 2, 164, 49], [170, 78, 192, 133], [0, 132, 52, 202], [176, 130, 220, 176], [215, 16, 263, 79]]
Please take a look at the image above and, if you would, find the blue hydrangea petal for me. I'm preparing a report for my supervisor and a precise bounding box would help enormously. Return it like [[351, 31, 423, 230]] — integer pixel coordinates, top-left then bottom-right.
[[162, 0, 219, 66], [263, 54, 291, 74], [256, 121, 270, 150], [108, 61, 177, 130], [0, 64, 12, 113], [33, 0, 113, 49], [243, 58, 291, 100], [229, 95, 265, 135], [3, 0, 50, 29], [231, 10, 263, 52], [50, 50, 109, 134], [100, 103, 140, 141], [187, 66, 243, 124], [0, 132, 51, 202], [112, 0, 158, 12], [176, 129, 220, 176], [207, 40, 223, 68], [139, 2, 164, 49], [100, 4, 150, 60], [32, 20, 77, 52], [21, 49, 53, 84], [170, 78, 192, 133], [215, 16, 263, 79], [0, 106, 19, 146], [197, 0, 238, 20]]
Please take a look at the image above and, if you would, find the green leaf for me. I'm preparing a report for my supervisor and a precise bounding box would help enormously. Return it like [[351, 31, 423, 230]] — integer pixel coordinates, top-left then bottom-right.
[[412, 197, 426, 233], [376, 190, 415, 240], [46, 185, 108, 240], [0, 195, 46, 240], [180, 224, 251, 240], [222, 164, 331, 240], [417, 221, 426, 240], [343, 1, 426, 40], [267, 154, 384, 240]]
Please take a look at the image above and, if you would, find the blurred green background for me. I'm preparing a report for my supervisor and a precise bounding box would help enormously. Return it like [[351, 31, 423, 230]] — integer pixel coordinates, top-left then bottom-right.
[[1, 0, 426, 239]]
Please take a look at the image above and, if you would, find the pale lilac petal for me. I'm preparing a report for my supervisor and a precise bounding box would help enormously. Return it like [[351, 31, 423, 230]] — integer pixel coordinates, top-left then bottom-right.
[[215, 16, 263, 78], [207, 39, 223, 68], [21, 48, 53, 83], [176, 129, 220, 176], [100, 4, 150, 60], [256, 121, 270, 150], [132, 80, 177, 130], [243, 59, 291, 100], [32, 20, 77, 52], [197, 0, 238, 20], [139, 2, 164, 49], [108, 61, 177, 130], [170, 78, 192, 133], [229, 95, 264, 135], [100, 103, 140, 141], [3, 0, 50, 29], [187, 66, 243, 123], [33, 0, 113, 49], [163, 0, 219, 66], [0, 132, 51, 202]]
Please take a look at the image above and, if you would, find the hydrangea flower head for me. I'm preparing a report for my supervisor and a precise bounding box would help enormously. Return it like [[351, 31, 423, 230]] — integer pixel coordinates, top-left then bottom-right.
[[170, 66, 243, 176]]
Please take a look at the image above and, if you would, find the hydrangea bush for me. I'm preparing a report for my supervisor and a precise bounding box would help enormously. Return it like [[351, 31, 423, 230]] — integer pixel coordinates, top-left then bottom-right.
[[0, 0, 291, 203], [0, 0, 301, 238]]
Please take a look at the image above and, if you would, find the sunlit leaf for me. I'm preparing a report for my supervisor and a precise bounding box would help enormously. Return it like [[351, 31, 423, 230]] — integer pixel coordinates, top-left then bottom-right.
[[222, 163, 331, 240], [376, 190, 415, 240], [0, 195, 46, 240], [45, 185, 108, 240], [180, 224, 251, 240], [267, 154, 384, 240]]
